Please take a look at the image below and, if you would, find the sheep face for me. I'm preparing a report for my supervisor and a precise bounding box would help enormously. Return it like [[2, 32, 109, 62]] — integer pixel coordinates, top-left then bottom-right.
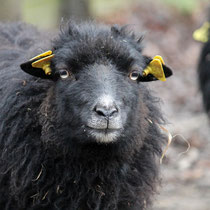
[[20, 23, 173, 144], [54, 60, 141, 144]]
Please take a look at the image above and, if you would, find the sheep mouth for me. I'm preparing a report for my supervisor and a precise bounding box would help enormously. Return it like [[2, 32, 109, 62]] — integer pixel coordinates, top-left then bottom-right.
[[86, 126, 122, 143], [87, 126, 121, 133]]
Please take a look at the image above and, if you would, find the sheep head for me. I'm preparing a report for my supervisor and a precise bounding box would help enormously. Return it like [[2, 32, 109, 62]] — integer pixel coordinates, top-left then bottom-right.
[[20, 23, 173, 144]]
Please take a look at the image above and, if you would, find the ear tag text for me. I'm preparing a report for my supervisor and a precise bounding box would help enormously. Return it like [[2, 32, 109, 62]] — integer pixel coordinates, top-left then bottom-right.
[[193, 22, 210, 43], [31, 51, 54, 75], [143, 55, 166, 81]]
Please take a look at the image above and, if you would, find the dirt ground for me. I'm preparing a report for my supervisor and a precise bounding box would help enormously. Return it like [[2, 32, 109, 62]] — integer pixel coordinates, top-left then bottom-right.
[[101, 1, 210, 209]]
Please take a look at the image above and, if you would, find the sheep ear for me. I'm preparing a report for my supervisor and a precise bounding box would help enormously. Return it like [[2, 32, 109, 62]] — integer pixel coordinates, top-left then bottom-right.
[[20, 50, 55, 79], [139, 55, 173, 82]]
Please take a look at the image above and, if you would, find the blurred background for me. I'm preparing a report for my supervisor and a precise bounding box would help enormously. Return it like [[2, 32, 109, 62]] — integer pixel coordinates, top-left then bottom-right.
[[0, 0, 210, 209]]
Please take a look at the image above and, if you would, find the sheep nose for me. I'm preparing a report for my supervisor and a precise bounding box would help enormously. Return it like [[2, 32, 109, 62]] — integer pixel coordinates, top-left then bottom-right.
[[94, 95, 119, 119], [94, 104, 118, 118]]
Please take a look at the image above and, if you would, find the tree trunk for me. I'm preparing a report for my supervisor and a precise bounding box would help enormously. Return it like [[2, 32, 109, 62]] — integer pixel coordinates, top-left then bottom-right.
[[59, 0, 90, 21]]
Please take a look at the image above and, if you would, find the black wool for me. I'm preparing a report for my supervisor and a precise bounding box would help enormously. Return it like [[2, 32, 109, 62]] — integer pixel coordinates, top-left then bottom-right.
[[0, 21, 172, 210], [197, 8, 210, 117], [198, 36, 210, 117]]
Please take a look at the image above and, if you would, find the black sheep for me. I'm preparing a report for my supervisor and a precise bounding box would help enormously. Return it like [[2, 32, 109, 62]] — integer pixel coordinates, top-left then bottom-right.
[[0, 21, 173, 210], [193, 9, 210, 117]]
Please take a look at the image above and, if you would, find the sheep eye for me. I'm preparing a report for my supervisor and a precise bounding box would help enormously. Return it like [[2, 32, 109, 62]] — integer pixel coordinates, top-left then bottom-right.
[[59, 70, 69, 79], [129, 71, 139, 81]]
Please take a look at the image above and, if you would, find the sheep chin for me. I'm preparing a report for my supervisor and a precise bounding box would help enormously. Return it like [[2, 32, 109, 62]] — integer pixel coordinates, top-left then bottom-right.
[[88, 129, 120, 143]]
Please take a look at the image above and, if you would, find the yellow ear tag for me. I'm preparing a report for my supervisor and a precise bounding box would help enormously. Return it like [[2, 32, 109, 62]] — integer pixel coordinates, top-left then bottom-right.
[[30, 50, 53, 61], [143, 56, 166, 81], [193, 22, 210, 43], [153, 55, 165, 65], [32, 54, 54, 75]]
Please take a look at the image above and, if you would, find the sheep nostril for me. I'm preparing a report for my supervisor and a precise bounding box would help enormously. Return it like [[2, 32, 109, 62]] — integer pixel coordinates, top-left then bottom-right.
[[94, 105, 118, 118]]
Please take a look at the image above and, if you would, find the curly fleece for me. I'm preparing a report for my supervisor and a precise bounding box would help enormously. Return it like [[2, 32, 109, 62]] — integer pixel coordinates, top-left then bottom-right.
[[0, 22, 169, 210]]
